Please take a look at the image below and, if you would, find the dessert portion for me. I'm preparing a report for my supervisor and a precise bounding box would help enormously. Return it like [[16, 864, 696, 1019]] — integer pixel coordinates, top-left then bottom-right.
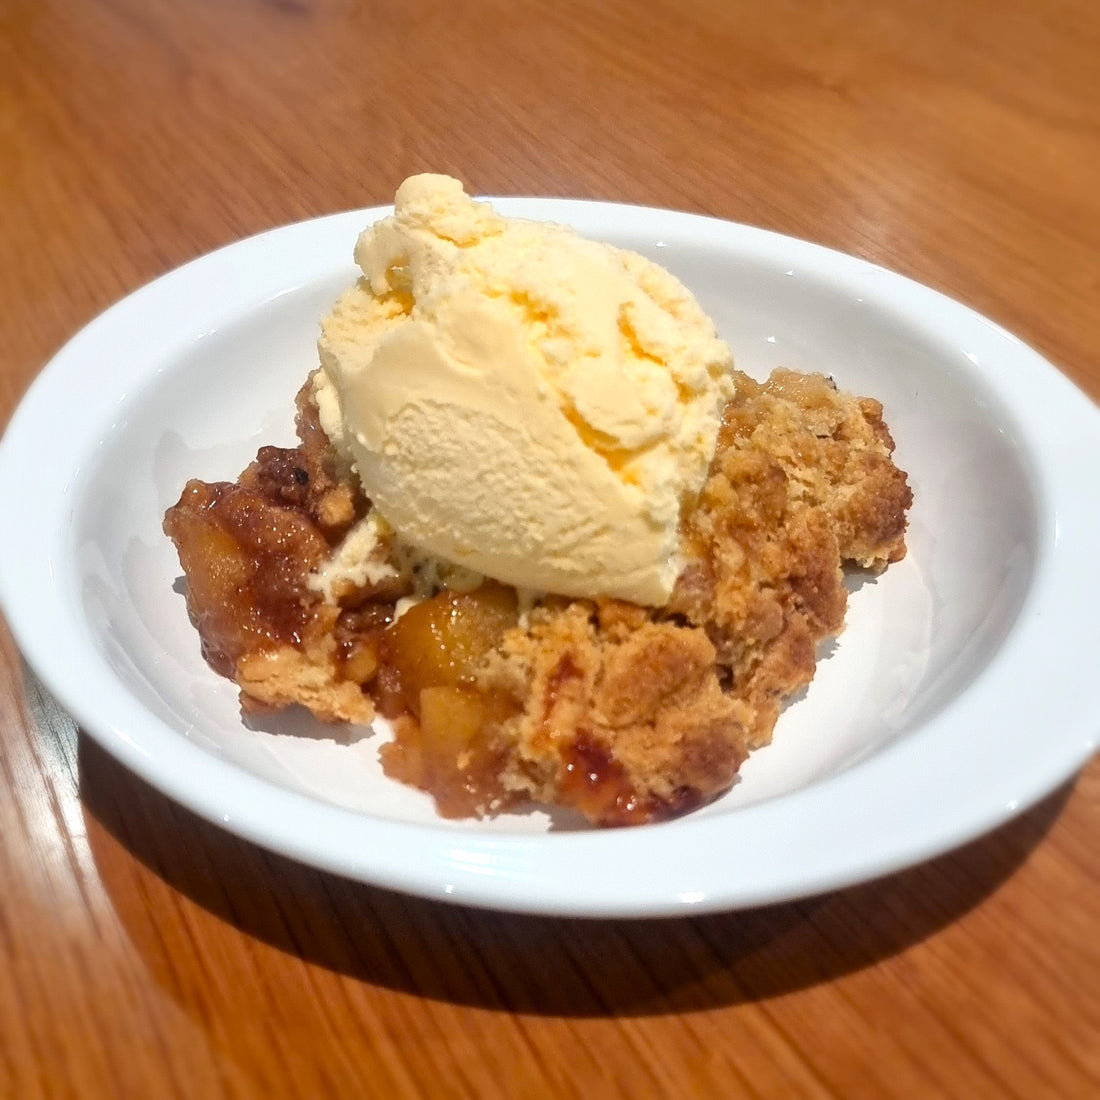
[[165, 177, 911, 827]]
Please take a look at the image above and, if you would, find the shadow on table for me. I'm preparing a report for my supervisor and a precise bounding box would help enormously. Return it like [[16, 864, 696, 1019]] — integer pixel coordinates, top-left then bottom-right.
[[80, 730, 1072, 1018]]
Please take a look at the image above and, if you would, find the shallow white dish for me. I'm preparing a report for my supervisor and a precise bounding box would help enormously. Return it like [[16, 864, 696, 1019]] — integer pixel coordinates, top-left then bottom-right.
[[1, 200, 1097, 917]]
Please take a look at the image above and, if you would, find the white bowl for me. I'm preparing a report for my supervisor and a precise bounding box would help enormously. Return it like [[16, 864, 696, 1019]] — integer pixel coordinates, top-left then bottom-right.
[[1, 200, 1097, 917]]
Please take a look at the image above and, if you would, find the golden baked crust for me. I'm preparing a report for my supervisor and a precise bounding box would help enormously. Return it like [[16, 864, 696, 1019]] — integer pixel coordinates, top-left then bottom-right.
[[164, 368, 911, 826]]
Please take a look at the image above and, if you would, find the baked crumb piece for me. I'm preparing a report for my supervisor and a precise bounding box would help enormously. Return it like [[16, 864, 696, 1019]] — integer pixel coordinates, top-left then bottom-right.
[[482, 601, 749, 824], [669, 368, 911, 747], [163, 379, 382, 724], [164, 368, 911, 826]]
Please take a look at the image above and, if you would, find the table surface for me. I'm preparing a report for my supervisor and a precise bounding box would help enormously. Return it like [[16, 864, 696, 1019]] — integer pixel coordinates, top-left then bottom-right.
[[1, 1, 1097, 1097]]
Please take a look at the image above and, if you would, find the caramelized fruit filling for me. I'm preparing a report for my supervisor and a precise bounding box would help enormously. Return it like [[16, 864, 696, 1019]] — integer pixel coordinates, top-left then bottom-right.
[[163, 479, 331, 677], [376, 585, 522, 817]]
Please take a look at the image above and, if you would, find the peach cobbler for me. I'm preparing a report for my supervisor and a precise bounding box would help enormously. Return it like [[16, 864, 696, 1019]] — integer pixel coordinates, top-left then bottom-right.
[[164, 177, 911, 826], [165, 368, 909, 825]]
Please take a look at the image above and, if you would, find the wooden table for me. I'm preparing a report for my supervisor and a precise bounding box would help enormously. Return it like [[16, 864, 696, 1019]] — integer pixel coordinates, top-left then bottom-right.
[[2, 2, 1097, 1096]]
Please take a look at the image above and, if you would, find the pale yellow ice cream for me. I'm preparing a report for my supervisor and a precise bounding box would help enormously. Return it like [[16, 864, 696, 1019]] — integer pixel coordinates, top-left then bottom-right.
[[312, 174, 734, 605]]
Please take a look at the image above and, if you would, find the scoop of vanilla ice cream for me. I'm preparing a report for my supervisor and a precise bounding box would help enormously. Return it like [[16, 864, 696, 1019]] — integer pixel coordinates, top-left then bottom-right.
[[312, 174, 734, 605]]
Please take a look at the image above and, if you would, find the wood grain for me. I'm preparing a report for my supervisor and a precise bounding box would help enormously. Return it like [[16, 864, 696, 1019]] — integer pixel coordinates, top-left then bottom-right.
[[1, 1, 1097, 1096]]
